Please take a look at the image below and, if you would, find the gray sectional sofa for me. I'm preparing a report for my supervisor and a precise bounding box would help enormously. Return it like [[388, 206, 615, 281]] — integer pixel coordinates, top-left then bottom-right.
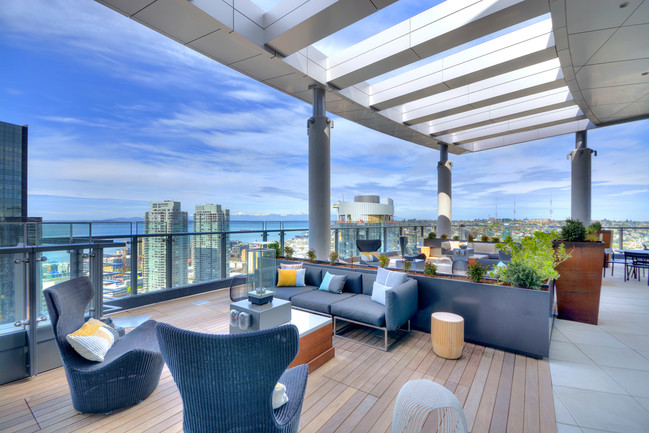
[[274, 263, 418, 350]]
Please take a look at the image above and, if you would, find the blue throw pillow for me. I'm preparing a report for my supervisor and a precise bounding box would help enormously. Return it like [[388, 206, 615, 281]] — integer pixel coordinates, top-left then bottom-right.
[[319, 272, 347, 294]]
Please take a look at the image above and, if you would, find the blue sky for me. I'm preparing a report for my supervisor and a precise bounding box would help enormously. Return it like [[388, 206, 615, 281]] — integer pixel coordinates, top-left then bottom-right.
[[1, 0, 648, 222]]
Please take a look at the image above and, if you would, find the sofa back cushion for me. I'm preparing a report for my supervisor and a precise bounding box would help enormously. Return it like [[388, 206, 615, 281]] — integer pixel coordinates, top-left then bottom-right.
[[324, 268, 363, 294], [362, 273, 377, 295], [304, 266, 322, 287]]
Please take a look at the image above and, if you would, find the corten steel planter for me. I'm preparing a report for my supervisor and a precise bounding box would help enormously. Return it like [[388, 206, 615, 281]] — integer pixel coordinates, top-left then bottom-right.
[[554, 241, 606, 325]]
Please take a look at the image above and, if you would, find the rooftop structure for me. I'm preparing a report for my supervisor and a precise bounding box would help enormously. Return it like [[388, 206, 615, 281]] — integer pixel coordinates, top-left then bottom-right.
[[334, 195, 394, 223]]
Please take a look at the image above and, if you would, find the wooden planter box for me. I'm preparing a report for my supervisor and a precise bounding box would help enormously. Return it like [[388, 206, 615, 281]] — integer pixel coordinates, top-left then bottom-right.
[[554, 241, 605, 325]]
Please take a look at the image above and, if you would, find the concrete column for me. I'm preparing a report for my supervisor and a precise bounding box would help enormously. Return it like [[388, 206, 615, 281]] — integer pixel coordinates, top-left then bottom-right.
[[437, 144, 453, 237], [308, 86, 331, 260], [569, 130, 596, 225]]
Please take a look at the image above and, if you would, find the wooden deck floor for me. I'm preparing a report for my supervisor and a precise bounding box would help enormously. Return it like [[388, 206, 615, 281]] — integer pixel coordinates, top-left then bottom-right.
[[0, 289, 556, 432]]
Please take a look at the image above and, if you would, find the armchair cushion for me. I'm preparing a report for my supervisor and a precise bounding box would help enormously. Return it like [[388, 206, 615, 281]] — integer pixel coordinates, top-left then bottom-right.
[[67, 318, 119, 362]]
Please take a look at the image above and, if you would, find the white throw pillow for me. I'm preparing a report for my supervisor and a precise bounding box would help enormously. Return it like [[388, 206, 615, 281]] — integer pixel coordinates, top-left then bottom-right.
[[371, 281, 391, 305], [272, 383, 289, 409], [376, 267, 406, 287]]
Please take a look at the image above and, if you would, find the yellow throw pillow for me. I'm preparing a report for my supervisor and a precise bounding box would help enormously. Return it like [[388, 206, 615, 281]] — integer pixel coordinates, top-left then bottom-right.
[[277, 268, 297, 287], [66, 318, 119, 362]]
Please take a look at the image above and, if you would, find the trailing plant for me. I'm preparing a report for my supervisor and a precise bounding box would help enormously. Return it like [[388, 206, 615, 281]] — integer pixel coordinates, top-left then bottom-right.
[[587, 221, 602, 234], [467, 262, 487, 283], [585, 233, 599, 242], [378, 254, 390, 268], [480, 235, 489, 242], [560, 218, 586, 242], [269, 241, 281, 258], [502, 261, 544, 290], [283, 245, 294, 259], [403, 260, 412, 272], [453, 235, 460, 241], [491, 237, 500, 243], [468, 234, 475, 242], [307, 248, 316, 262], [491, 231, 570, 287], [440, 234, 448, 240], [427, 232, 437, 239], [424, 263, 437, 276], [329, 251, 339, 265]]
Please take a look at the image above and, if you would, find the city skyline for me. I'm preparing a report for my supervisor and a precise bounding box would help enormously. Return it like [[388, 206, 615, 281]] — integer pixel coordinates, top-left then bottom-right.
[[1, 0, 648, 222]]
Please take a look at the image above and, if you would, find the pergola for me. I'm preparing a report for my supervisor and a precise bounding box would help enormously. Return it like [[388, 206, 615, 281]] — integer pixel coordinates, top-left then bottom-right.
[[96, 0, 649, 258]]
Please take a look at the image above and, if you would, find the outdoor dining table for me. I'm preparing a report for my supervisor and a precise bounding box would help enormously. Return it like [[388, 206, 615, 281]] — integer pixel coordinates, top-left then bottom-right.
[[615, 249, 649, 284]]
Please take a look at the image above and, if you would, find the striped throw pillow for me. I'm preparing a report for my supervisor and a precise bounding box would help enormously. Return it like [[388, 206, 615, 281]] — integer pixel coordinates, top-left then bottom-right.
[[66, 318, 119, 362], [280, 263, 303, 270]]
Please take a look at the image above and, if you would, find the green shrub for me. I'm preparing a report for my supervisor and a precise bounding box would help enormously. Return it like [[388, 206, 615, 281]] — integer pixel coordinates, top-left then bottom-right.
[[467, 262, 487, 283], [587, 221, 602, 233], [491, 231, 571, 286], [480, 235, 489, 242], [329, 251, 339, 264], [585, 233, 599, 242], [452, 235, 459, 241], [269, 241, 281, 258], [424, 263, 437, 276], [283, 245, 294, 259], [504, 261, 544, 290], [378, 254, 390, 268], [403, 260, 412, 272], [307, 249, 316, 262], [560, 218, 586, 242], [491, 237, 500, 243], [427, 232, 437, 239], [468, 234, 475, 242], [440, 234, 448, 240]]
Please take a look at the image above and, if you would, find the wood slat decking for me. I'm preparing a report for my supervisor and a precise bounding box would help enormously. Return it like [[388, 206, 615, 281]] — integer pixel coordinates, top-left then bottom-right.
[[0, 289, 556, 432]]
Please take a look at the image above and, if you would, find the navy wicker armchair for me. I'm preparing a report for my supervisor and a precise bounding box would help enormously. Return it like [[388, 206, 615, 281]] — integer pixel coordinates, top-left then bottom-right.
[[43, 277, 164, 414], [156, 322, 309, 433]]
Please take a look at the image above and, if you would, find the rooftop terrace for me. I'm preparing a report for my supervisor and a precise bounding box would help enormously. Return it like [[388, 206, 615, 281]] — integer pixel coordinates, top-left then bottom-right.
[[1, 265, 647, 432]]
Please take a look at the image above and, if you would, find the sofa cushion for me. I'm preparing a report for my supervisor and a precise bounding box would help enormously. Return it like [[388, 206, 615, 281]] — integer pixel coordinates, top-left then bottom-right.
[[361, 273, 377, 295], [330, 294, 386, 328], [304, 266, 322, 286], [376, 267, 407, 287], [274, 285, 316, 301], [324, 269, 363, 294], [291, 291, 355, 315]]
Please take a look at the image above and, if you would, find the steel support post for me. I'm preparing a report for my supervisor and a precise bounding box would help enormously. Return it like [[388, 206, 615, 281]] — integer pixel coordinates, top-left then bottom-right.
[[569, 130, 596, 225], [437, 144, 453, 238], [308, 86, 332, 260]]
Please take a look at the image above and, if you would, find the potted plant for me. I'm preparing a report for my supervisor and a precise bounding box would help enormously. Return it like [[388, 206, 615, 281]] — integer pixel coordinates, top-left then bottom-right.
[[378, 254, 390, 268], [553, 219, 606, 325], [283, 245, 294, 259], [440, 234, 448, 240], [467, 262, 487, 283], [329, 251, 339, 265], [306, 248, 316, 262], [480, 235, 489, 242], [427, 231, 437, 239], [424, 263, 437, 276], [403, 260, 412, 273], [268, 241, 282, 258]]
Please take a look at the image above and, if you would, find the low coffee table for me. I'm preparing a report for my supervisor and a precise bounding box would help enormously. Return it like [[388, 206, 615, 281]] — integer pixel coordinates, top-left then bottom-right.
[[288, 309, 334, 373]]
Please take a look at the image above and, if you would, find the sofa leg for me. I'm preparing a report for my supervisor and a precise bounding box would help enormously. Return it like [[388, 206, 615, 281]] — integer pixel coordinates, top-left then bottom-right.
[[333, 317, 411, 351]]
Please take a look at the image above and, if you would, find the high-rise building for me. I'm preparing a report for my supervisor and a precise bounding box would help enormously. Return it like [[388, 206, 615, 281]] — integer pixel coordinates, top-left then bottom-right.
[[332, 195, 395, 258], [192, 204, 230, 282], [143, 201, 188, 291], [0, 122, 29, 325]]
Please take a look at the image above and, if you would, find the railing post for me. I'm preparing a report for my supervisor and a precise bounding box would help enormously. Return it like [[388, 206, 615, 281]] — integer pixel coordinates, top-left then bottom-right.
[[618, 227, 624, 249], [130, 236, 139, 296], [262, 231, 268, 242], [26, 250, 38, 376], [383, 227, 387, 253], [354, 229, 359, 255], [334, 229, 339, 254], [69, 249, 84, 278], [166, 235, 173, 289], [279, 230, 285, 253], [90, 247, 103, 318]]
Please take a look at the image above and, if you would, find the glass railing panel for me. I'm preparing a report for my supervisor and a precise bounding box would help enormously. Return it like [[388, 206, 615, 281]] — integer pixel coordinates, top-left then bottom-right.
[[99, 239, 130, 299], [191, 233, 228, 284], [40, 223, 74, 244], [90, 222, 133, 238], [385, 227, 400, 253], [140, 235, 170, 293], [0, 251, 27, 334]]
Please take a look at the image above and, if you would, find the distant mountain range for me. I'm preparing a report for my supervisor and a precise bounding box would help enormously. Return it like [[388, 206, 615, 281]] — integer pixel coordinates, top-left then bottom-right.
[[89, 213, 317, 223]]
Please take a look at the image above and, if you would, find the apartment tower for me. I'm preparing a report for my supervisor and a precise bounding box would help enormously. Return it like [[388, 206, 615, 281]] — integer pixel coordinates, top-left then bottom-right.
[[143, 200, 188, 291], [192, 204, 230, 282]]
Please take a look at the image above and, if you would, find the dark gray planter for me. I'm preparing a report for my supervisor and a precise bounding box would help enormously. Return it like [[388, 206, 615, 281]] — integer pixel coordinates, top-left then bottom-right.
[[411, 274, 554, 358]]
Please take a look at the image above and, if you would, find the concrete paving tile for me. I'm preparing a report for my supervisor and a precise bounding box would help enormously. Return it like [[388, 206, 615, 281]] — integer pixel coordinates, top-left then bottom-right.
[[557, 423, 584, 432], [635, 396, 649, 413], [551, 341, 595, 364], [549, 360, 626, 394], [602, 367, 649, 398], [577, 344, 649, 371], [554, 386, 649, 433], [609, 333, 649, 352], [559, 328, 628, 349], [554, 389, 579, 426], [553, 328, 571, 342]]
